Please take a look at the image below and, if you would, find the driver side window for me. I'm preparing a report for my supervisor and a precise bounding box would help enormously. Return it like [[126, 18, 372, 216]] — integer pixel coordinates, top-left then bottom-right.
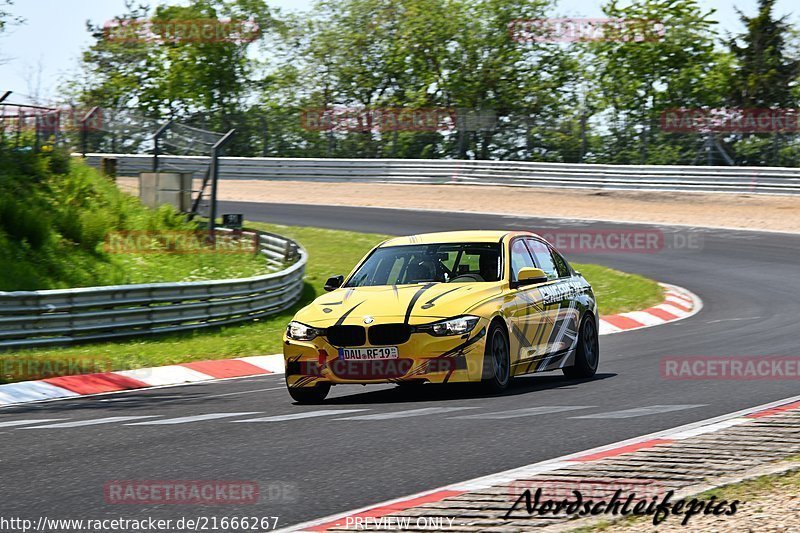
[[510, 239, 536, 281], [526, 238, 559, 280]]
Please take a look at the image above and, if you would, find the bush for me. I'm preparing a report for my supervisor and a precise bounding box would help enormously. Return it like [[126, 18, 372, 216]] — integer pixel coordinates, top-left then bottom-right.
[[46, 148, 72, 175], [0, 148, 200, 290]]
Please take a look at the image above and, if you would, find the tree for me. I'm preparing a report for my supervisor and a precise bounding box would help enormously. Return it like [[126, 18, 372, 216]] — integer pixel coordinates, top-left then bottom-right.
[[727, 0, 800, 165], [729, 0, 798, 108], [281, 0, 584, 160], [67, 0, 273, 155], [0, 0, 19, 34], [591, 0, 723, 164], [0, 0, 24, 65]]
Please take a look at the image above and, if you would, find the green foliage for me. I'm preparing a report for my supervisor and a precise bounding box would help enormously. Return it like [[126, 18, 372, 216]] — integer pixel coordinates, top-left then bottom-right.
[[0, 0, 22, 36], [729, 0, 799, 108], [65, 0, 800, 166], [46, 148, 73, 175], [0, 149, 266, 290], [725, 0, 800, 166], [69, 0, 274, 155], [589, 0, 724, 164]]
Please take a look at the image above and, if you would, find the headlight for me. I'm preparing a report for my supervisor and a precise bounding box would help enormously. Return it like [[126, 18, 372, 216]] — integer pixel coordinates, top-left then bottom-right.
[[286, 321, 323, 341], [425, 315, 480, 337]]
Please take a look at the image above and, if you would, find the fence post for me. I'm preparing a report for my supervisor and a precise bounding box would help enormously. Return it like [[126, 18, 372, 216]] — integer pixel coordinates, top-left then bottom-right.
[[53, 110, 62, 148], [80, 106, 99, 157], [152, 120, 174, 172], [208, 129, 236, 236], [16, 106, 22, 148], [34, 113, 40, 153], [0, 92, 10, 145]]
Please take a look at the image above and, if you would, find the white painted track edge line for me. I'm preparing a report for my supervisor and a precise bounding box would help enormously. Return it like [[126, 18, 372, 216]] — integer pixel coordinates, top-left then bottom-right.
[[279, 392, 800, 532], [0, 363, 286, 409]]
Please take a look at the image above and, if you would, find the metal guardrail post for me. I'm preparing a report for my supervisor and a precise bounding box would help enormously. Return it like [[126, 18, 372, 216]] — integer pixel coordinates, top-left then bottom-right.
[[284, 240, 292, 263]]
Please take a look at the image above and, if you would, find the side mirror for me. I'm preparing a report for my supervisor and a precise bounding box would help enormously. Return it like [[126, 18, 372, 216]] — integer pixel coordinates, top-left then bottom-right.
[[324, 275, 344, 292], [512, 267, 548, 288]]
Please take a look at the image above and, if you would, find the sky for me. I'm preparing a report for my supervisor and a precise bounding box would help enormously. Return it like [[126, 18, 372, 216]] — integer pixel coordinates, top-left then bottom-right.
[[0, 0, 797, 103]]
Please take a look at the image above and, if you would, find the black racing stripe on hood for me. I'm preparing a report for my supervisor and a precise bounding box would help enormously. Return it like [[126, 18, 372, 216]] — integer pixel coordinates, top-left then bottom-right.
[[335, 301, 364, 326], [404, 283, 437, 324], [420, 286, 463, 310]]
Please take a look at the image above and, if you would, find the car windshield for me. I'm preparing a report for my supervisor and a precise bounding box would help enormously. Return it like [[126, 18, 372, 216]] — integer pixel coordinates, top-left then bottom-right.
[[345, 243, 502, 287]]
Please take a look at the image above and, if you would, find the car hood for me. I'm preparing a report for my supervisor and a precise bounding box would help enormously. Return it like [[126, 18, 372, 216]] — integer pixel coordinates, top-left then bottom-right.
[[294, 283, 503, 326]]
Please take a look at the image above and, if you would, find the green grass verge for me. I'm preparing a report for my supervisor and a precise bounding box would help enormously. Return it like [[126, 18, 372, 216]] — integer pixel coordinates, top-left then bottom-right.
[[110, 248, 269, 284], [0, 150, 267, 290], [576, 264, 664, 316], [0, 222, 663, 383]]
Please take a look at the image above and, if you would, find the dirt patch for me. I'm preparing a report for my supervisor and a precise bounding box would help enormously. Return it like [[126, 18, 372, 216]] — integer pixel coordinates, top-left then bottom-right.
[[116, 178, 800, 233]]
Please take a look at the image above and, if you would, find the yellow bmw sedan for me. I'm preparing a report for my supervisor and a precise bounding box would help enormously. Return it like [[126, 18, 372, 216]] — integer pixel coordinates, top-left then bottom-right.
[[283, 230, 599, 403]]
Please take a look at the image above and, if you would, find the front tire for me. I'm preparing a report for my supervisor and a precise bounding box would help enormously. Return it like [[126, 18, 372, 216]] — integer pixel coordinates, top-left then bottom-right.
[[482, 322, 511, 393], [287, 382, 331, 404], [562, 315, 599, 379]]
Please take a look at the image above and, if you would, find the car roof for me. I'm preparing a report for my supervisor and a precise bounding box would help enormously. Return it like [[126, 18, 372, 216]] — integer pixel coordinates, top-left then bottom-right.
[[380, 230, 538, 247]]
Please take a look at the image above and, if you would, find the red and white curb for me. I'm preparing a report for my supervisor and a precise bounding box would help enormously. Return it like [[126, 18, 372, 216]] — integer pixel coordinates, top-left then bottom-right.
[[279, 393, 800, 532], [0, 283, 700, 408], [0, 354, 285, 407], [598, 283, 701, 335]]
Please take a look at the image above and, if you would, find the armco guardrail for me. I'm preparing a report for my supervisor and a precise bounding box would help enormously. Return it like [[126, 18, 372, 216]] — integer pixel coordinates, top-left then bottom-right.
[[83, 154, 800, 195], [0, 230, 306, 349]]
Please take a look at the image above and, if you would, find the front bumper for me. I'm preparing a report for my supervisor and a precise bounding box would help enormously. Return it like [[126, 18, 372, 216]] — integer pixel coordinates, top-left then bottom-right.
[[283, 324, 489, 388]]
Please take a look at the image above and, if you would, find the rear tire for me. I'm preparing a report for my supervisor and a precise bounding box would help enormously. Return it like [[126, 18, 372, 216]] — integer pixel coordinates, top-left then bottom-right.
[[287, 382, 331, 404], [562, 315, 599, 379], [482, 321, 511, 393]]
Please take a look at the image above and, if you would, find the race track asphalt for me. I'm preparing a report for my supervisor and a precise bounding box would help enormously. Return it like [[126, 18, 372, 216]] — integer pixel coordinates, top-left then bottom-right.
[[1, 201, 798, 530]]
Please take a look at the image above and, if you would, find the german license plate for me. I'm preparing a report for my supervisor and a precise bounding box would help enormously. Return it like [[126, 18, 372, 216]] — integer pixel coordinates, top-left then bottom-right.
[[338, 347, 399, 360]]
